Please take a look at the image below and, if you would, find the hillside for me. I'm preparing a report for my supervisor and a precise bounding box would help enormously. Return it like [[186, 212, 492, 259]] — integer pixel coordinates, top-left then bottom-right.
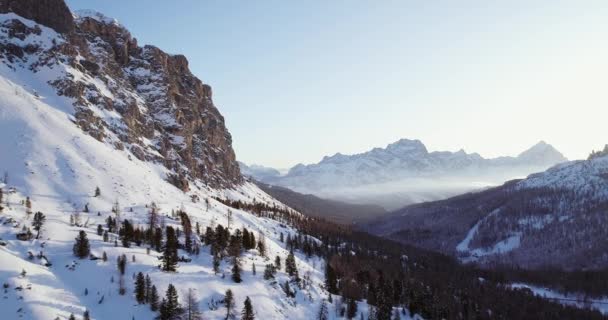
[[0, 3, 374, 319], [254, 181, 387, 225], [367, 154, 608, 270]]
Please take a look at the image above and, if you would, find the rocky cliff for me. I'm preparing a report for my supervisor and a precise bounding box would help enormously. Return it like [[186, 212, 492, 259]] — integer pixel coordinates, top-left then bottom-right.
[[0, 0, 242, 189]]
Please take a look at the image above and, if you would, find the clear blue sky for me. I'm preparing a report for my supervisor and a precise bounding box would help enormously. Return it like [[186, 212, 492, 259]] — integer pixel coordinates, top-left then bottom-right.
[[66, 0, 608, 168]]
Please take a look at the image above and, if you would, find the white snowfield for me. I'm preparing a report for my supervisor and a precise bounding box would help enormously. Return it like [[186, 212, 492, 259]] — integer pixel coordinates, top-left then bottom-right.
[[0, 13, 422, 320]]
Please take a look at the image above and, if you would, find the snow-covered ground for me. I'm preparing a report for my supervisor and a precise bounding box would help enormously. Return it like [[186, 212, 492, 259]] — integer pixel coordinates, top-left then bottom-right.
[[509, 283, 608, 315], [0, 12, 422, 320]]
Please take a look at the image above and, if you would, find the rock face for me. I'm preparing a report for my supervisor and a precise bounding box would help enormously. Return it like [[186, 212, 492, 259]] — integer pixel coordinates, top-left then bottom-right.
[[0, 2, 242, 189], [0, 0, 74, 34]]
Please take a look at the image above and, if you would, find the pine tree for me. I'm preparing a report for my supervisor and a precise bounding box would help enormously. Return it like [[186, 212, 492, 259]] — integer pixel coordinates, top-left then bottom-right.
[[135, 272, 146, 304], [231, 256, 242, 283], [68, 314, 76, 320], [324, 260, 338, 294], [102, 251, 108, 262], [150, 285, 159, 311], [257, 233, 266, 257], [263, 264, 276, 280], [273, 256, 281, 272], [73, 230, 90, 258], [162, 226, 179, 272], [25, 196, 32, 215], [83, 310, 90, 320], [159, 284, 182, 320], [213, 253, 221, 274], [145, 274, 152, 303], [117, 254, 127, 275], [32, 211, 45, 239], [224, 289, 235, 320], [94, 186, 101, 197], [241, 296, 254, 320], [285, 251, 298, 279], [346, 298, 358, 319], [317, 300, 329, 320]]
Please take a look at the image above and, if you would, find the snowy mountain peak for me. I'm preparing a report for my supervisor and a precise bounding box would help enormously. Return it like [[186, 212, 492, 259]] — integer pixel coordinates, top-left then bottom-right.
[[517, 141, 567, 164], [385, 138, 428, 155], [250, 139, 568, 208], [73, 9, 120, 26]]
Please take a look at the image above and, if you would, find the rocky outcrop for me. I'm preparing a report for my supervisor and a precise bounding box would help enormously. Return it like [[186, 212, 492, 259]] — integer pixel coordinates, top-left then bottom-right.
[[0, 0, 74, 34], [0, 1, 242, 189]]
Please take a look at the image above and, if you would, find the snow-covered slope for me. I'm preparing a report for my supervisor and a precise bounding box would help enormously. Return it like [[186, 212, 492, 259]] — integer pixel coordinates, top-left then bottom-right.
[[368, 153, 608, 270], [257, 139, 567, 209], [0, 9, 395, 320]]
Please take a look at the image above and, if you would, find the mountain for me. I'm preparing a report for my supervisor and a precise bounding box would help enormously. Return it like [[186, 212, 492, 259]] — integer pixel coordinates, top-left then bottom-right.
[[254, 181, 387, 224], [366, 152, 608, 270], [0, 3, 372, 319], [1, 0, 241, 192], [1, 2, 606, 319], [259, 139, 567, 209], [238, 162, 282, 181]]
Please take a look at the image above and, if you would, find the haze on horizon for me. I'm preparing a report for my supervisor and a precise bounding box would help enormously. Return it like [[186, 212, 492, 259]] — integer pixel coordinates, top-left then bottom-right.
[[66, 0, 608, 168]]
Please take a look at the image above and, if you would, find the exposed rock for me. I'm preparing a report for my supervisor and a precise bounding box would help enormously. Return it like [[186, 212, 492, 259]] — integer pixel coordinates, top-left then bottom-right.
[[0, 0, 74, 34], [0, 1, 243, 189]]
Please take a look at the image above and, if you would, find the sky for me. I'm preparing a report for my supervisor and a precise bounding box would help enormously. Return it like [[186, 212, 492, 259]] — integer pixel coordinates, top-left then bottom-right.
[[66, 0, 608, 168]]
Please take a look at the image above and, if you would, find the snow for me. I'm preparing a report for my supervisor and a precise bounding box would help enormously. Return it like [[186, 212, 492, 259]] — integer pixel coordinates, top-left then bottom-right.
[[0, 13, 421, 320], [456, 209, 521, 263], [73, 10, 120, 26], [509, 283, 608, 315]]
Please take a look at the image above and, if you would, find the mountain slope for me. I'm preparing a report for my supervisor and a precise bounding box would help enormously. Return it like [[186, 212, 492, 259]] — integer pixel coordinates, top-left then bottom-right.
[[0, 6, 379, 320], [367, 154, 608, 270], [254, 181, 387, 224]]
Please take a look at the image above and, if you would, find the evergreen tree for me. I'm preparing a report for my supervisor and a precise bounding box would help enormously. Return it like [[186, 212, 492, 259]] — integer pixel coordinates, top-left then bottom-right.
[[83, 310, 90, 320], [162, 226, 179, 272], [150, 285, 159, 311], [224, 289, 236, 320], [324, 260, 338, 294], [117, 254, 127, 275], [285, 251, 298, 279], [102, 251, 107, 262], [145, 274, 152, 303], [68, 314, 76, 320], [241, 296, 254, 320], [135, 272, 146, 304], [213, 253, 221, 274], [159, 284, 182, 320], [263, 264, 276, 280], [317, 300, 329, 320], [94, 186, 101, 197], [32, 211, 45, 239], [73, 230, 90, 258], [274, 256, 281, 270], [231, 256, 242, 283], [25, 196, 32, 215], [346, 298, 358, 319]]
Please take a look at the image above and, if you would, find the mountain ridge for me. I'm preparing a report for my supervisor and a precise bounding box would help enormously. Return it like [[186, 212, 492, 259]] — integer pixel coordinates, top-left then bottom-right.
[[366, 153, 608, 270]]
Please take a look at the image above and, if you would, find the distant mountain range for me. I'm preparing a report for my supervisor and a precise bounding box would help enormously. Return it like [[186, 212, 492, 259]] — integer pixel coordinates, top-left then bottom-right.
[[240, 139, 568, 209], [366, 151, 608, 270]]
